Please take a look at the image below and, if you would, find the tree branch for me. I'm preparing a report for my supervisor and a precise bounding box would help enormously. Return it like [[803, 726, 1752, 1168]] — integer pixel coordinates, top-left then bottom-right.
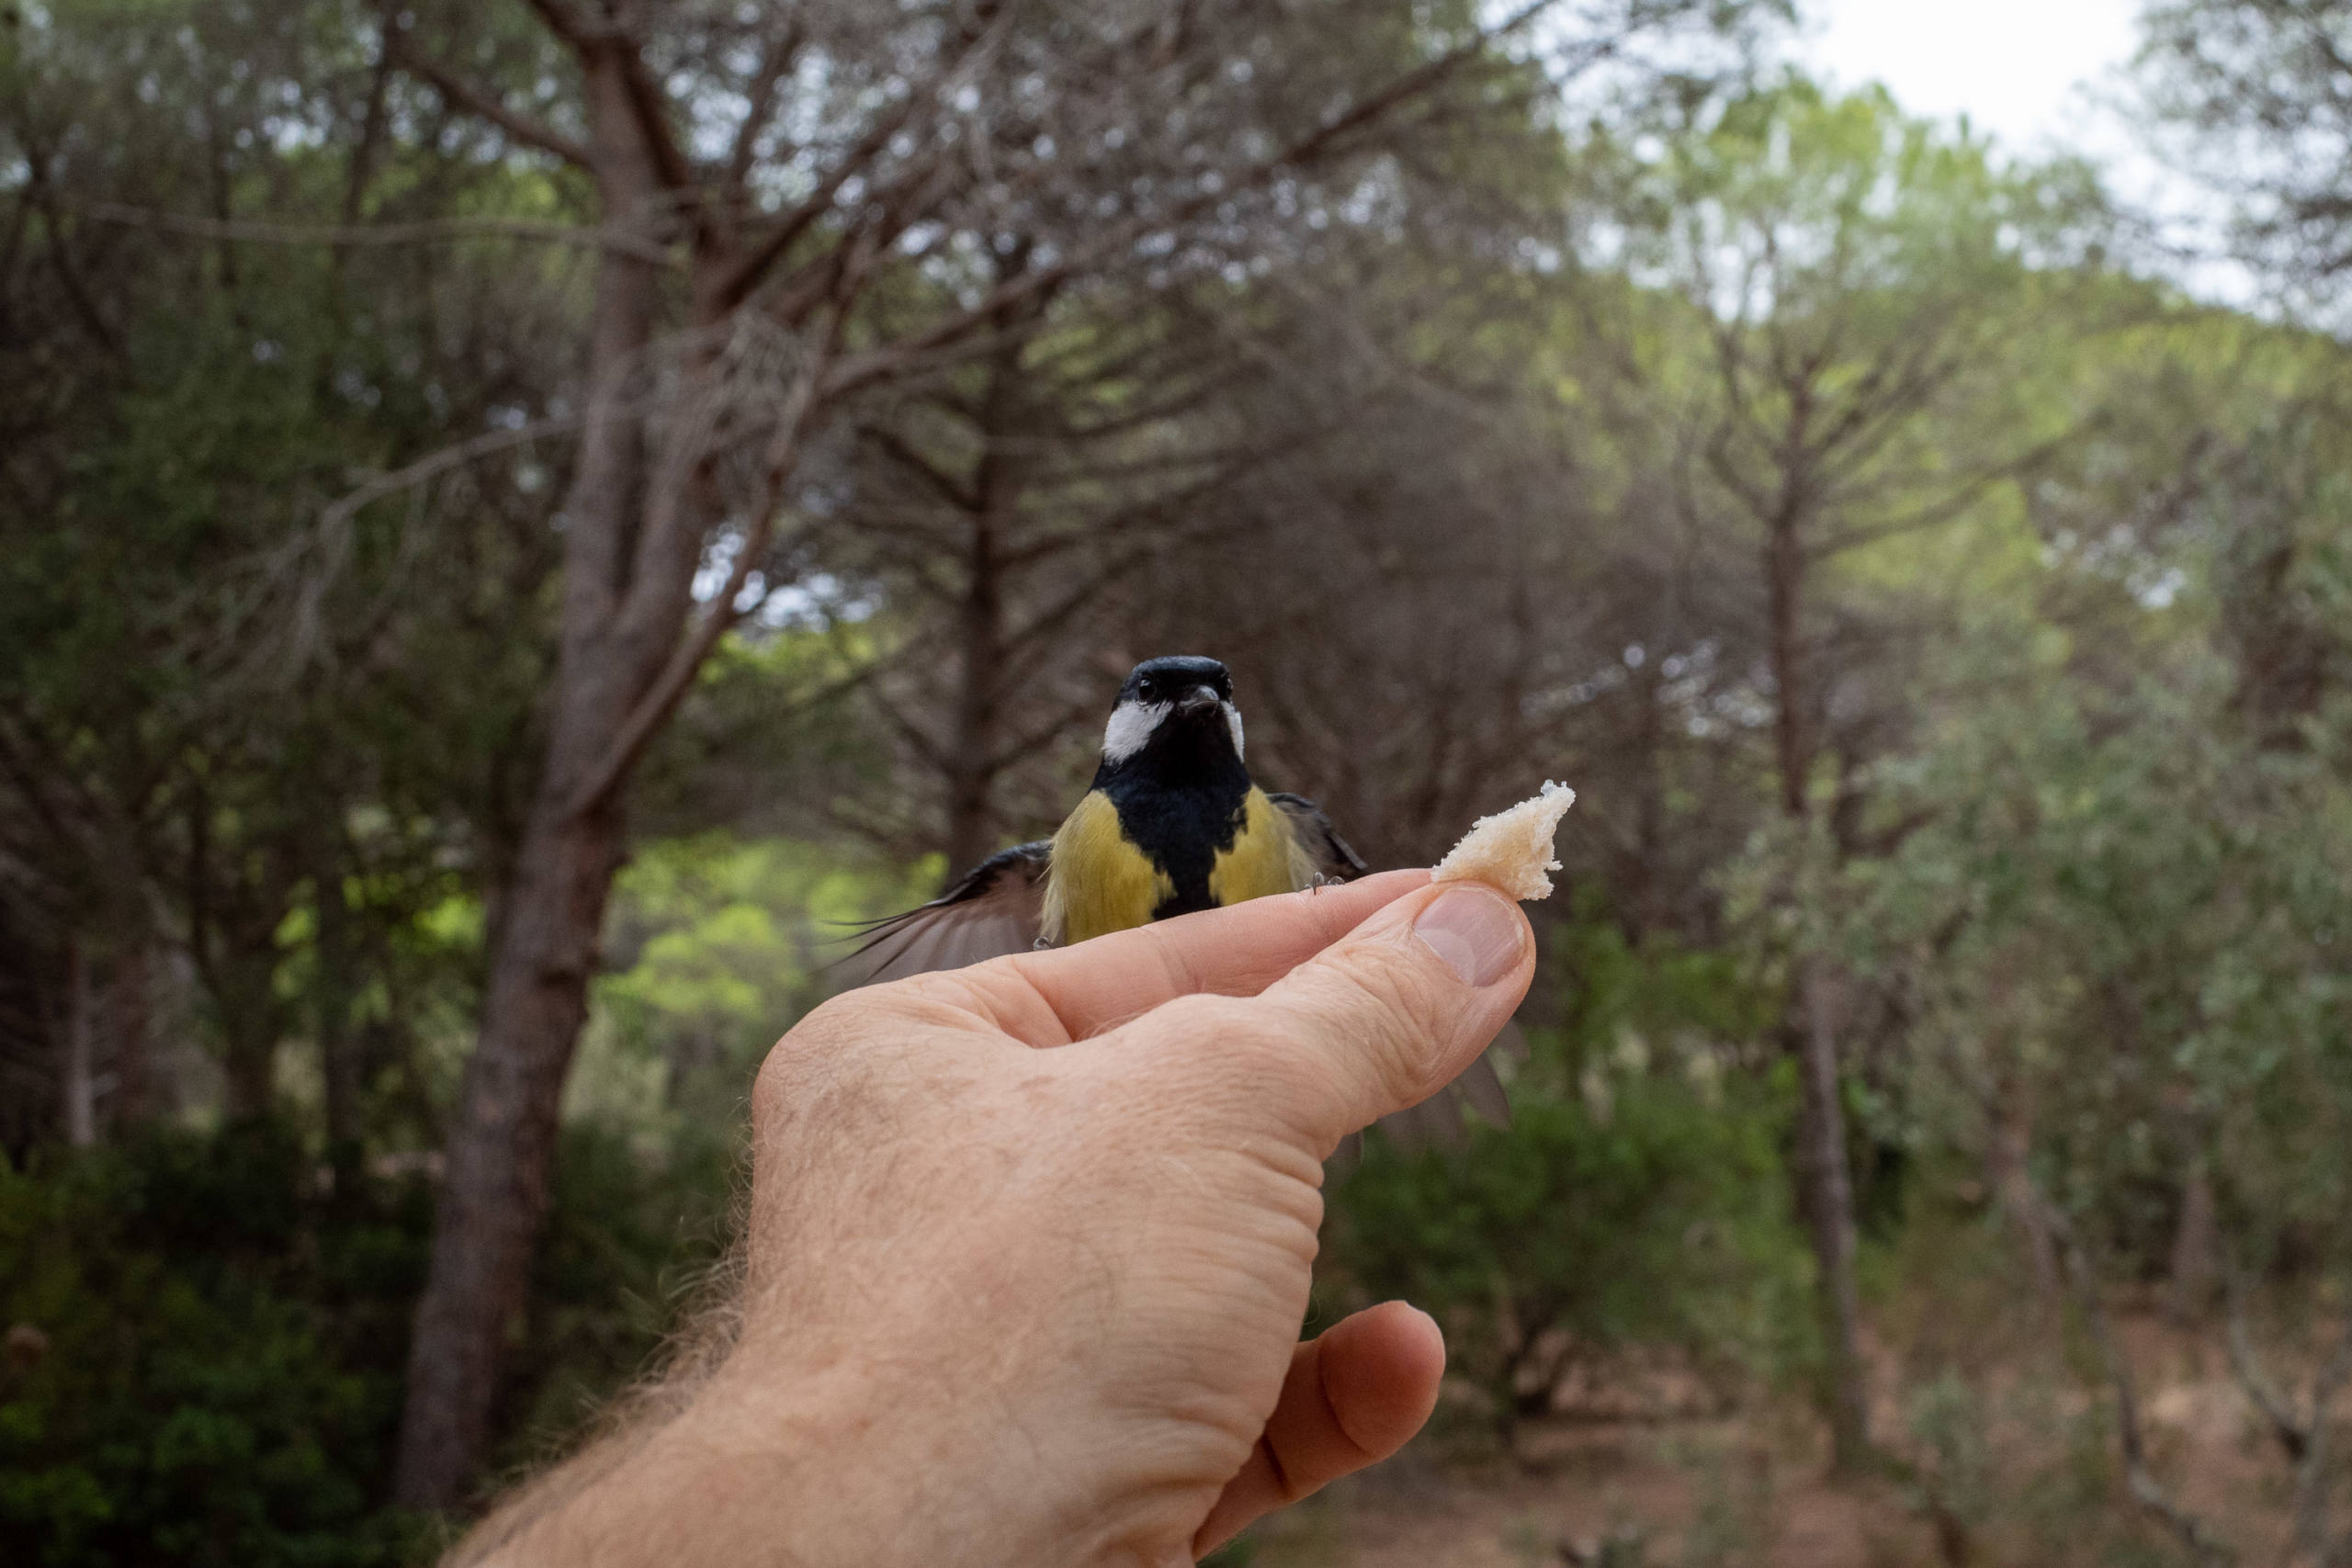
[[388, 34, 594, 168], [2045, 1201, 2236, 1567], [865, 681, 950, 773], [610, 38, 698, 196], [321, 412, 591, 533], [519, 0, 593, 48], [860, 423, 980, 513], [727, 23, 805, 195], [62, 199, 673, 264], [2222, 1262, 2310, 1464], [824, 0, 1555, 399], [716, 102, 933, 310], [984, 694, 1102, 775], [559, 333, 835, 822]]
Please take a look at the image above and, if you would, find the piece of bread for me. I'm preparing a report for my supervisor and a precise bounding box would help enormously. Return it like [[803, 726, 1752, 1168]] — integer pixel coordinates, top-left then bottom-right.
[[1430, 781, 1577, 901]]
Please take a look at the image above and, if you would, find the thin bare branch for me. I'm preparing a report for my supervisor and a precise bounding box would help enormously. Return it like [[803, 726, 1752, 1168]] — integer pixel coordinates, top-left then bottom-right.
[[865, 680, 951, 773], [388, 36, 594, 168], [727, 23, 805, 195], [612, 39, 699, 196], [859, 423, 981, 513], [1811, 426, 2084, 560], [2045, 1201, 2236, 1567], [519, 0, 593, 48], [560, 329, 837, 822], [718, 105, 933, 308], [983, 694, 1101, 774], [321, 412, 587, 535], [825, 1, 1555, 398], [2222, 1264, 2312, 1465], [62, 199, 674, 265]]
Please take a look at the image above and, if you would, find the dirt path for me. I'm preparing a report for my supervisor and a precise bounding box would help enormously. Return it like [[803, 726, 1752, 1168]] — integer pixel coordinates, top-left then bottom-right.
[[1244, 1418, 1936, 1568], [1239, 1313, 2301, 1567]]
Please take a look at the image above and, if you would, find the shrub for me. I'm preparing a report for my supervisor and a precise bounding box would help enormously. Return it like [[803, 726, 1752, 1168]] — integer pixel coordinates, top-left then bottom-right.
[[1326, 978, 1809, 1440], [0, 1122, 428, 1567], [0, 1116, 735, 1565]]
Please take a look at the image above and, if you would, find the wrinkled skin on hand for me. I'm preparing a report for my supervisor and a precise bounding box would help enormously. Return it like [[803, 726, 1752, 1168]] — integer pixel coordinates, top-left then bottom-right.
[[475, 869, 1532, 1567]]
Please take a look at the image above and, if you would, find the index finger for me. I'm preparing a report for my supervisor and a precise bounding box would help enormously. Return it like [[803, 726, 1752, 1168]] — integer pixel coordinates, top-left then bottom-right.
[[999, 869, 1430, 1041]]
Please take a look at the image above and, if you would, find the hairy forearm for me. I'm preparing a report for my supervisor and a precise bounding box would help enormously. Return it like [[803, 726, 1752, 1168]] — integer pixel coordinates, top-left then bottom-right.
[[442, 1343, 1074, 1568], [447, 1372, 882, 1567], [443, 1423, 664, 1566]]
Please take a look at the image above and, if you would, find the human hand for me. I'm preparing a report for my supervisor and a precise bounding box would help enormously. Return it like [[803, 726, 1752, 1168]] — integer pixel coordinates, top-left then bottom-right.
[[490, 869, 1532, 1566]]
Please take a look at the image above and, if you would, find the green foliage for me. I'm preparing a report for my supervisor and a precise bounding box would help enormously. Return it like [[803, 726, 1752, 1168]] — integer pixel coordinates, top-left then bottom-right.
[[1838, 621, 2352, 1271], [0, 1124, 429, 1567], [1328, 923, 1809, 1432], [12, 0, 2352, 1548], [0, 1114, 740, 1564], [491, 1118, 739, 1479], [567, 834, 940, 1132]]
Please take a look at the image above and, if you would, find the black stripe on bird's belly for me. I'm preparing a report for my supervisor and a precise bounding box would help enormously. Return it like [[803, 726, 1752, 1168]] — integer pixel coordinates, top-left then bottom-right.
[[1096, 760, 1253, 921]]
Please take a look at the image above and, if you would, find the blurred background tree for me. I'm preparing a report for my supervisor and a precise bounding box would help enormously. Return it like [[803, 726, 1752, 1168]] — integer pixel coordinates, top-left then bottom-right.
[[12, 0, 2352, 1562]]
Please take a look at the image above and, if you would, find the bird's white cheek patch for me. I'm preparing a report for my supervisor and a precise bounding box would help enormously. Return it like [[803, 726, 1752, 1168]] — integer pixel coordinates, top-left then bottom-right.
[[1224, 701, 1245, 761], [1102, 700, 1170, 763]]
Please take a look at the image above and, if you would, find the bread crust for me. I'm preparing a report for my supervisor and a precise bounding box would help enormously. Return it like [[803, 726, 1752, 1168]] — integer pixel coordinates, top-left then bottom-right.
[[1430, 781, 1577, 900]]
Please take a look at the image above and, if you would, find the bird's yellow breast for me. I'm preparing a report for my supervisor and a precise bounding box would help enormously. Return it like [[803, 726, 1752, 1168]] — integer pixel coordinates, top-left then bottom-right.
[[1045, 785, 1304, 946], [1044, 791, 1175, 946], [1209, 788, 1302, 908]]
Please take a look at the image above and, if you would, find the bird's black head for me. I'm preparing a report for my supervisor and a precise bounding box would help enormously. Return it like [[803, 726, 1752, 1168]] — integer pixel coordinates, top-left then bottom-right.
[[1116, 656, 1232, 710], [1097, 656, 1246, 783]]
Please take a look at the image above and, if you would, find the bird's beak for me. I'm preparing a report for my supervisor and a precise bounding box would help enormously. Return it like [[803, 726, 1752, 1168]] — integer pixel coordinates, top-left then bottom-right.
[[1178, 685, 1221, 717]]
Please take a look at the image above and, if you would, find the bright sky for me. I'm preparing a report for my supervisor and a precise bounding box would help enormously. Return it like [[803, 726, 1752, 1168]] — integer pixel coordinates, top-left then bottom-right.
[[1792, 0, 2256, 299], [1799, 0, 2145, 158]]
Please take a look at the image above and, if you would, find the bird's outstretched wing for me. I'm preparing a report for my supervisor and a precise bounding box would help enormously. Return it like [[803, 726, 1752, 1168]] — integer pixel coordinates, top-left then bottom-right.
[[837, 840, 1052, 986], [1266, 791, 1369, 883]]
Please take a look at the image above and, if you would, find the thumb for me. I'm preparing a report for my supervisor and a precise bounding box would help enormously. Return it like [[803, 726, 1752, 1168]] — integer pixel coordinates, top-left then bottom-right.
[[1192, 880, 1533, 1150]]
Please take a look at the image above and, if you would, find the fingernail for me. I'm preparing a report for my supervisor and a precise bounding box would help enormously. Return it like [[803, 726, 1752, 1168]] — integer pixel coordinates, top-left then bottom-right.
[[1413, 886, 1525, 987]]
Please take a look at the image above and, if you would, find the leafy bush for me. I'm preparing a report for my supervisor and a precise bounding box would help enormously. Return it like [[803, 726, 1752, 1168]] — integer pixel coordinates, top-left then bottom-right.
[[567, 833, 938, 1134], [490, 1117, 740, 1477], [1328, 1060, 1808, 1438], [0, 1115, 738, 1566], [0, 1122, 428, 1567]]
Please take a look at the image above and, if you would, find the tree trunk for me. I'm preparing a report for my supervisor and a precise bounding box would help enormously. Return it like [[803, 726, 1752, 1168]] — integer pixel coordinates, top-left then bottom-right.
[[1619, 651, 1668, 943], [1984, 1066, 2060, 1306], [2168, 1158, 2220, 1326], [109, 940, 153, 1127], [942, 332, 1027, 877], [62, 938, 95, 1147], [218, 961, 280, 1120], [393, 783, 629, 1506], [392, 50, 670, 1507], [1766, 518, 1871, 1471], [1767, 523, 1811, 823], [314, 828, 364, 1191], [1792, 955, 1870, 1470], [942, 473, 1003, 875]]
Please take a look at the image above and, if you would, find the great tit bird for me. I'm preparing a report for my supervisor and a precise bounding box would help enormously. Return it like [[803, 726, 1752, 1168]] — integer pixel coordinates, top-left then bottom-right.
[[846, 655, 1510, 1145]]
